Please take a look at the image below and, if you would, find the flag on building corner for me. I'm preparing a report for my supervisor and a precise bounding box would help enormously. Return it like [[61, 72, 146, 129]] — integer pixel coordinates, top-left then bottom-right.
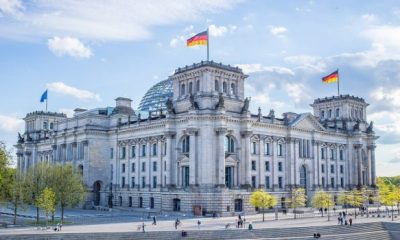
[[40, 90, 48, 102], [187, 31, 208, 47], [322, 70, 339, 83]]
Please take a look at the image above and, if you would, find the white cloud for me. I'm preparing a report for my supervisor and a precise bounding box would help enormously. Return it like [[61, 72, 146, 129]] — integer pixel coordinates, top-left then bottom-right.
[[371, 87, 400, 107], [284, 55, 326, 73], [170, 35, 186, 48], [48, 37, 92, 58], [236, 63, 295, 75], [59, 108, 75, 118], [47, 82, 101, 101], [0, 1, 239, 41], [285, 82, 311, 104], [0, 0, 23, 17], [361, 14, 377, 23], [208, 24, 237, 37], [0, 114, 23, 132], [270, 26, 287, 36]]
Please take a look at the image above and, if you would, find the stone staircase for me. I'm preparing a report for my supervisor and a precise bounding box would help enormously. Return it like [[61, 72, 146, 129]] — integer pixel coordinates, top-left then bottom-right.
[[1, 221, 398, 240]]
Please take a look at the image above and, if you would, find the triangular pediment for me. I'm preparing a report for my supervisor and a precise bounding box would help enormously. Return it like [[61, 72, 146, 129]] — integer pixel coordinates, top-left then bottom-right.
[[290, 113, 325, 131]]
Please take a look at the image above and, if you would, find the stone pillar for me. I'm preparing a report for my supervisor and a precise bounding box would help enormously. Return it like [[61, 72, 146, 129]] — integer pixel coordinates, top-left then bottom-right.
[[241, 131, 252, 187], [312, 140, 319, 189], [164, 131, 176, 187], [271, 138, 276, 191], [354, 144, 362, 186], [147, 141, 151, 189], [368, 145, 376, 186], [216, 128, 227, 186]]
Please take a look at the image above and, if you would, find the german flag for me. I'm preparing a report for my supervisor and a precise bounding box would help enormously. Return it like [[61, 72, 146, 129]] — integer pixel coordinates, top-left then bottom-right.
[[187, 31, 208, 47], [322, 70, 339, 83]]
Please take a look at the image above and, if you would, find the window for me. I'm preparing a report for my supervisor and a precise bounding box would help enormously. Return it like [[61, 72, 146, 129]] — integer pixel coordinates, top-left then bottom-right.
[[131, 177, 135, 188], [153, 176, 157, 188], [129, 197, 132, 207], [331, 177, 335, 188], [164, 161, 167, 171], [265, 176, 270, 189], [131, 145, 136, 158], [336, 108, 340, 117], [321, 110, 325, 119], [131, 163, 135, 172], [173, 198, 181, 211], [265, 161, 270, 172], [251, 161, 256, 171], [225, 136, 235, 153], [153, 161, 157, 172], [189, 82, 193, 94], [223, 81, 227, 93], [330, 149, 335, 160], [122, 177, 125, 188], [180, 83, 185, 96], [330, 165, 334, 174], [321, 164, 325, 173], [340, 165, 344, 174], [110, 148, 114, 159], [152, 143, 157, 156], [234, 199, 243, 212], [278, 162, 283, 172], [321, 177, 325, 187], [163, 142, 167, 155], [139, 197, 143, 208], [141, 176, 145, 188], [277, 143, 283, 156], [182, 136, 190, 153], [215, 80, 219, 91], [43, 121, 48, 130], [183, 166, 190, 187], [119, 196, 122, 206], [321, 148, 326, 159], [122, 163, 126, 173], [141, 145, 146, 157], [230, 83, 235, 95], [252, 142, 257, 154], [339, 150, 344, 160], [278, 177, 283, 188], [328, 109, 332, 118], [150, 197, 155, 209], [264, 142, 270, 155], [120, 147, 126, 159], [196, 80, 200, 91], [50, 122, 54, 130], [340, 177, 344, 188], [142, 162, 146, 172], [251, 176, 256, 188]]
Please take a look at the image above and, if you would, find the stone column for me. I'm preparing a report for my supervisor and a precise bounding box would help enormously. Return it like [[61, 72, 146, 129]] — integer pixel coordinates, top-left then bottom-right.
[[354, 144, 362, 186], [271, 138, 276, 191], [164, 131, 176, 187], [188, 128, 198, 186], [368, 145, 376, 186], [216, 128, 227, 186], [147, 141, 151, 189], [241, 131, 252, 187]]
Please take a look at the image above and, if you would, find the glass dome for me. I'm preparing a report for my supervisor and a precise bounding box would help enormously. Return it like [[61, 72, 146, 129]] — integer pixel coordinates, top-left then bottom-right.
[[138, 79, 173, 111]]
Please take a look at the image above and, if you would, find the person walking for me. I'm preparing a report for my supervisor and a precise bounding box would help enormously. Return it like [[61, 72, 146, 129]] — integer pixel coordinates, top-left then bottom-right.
[[248, 221, 253, 231], [142, 222, 145, 233], [152, 216, 157, 225], [349, 218, 353, 226], [197, 220, 201, 229], [337, 216, 341, 225]]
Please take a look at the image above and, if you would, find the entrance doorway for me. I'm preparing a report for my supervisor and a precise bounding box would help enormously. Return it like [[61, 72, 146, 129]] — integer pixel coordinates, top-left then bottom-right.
[[93, 181, 102, 206]]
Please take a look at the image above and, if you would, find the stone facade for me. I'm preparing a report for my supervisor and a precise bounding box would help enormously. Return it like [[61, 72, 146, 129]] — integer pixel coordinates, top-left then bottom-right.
[[15, 61, 378, 216]]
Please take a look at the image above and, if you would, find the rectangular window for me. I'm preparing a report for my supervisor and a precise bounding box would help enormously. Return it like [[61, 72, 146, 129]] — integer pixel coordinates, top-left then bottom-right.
[[153, 161, 157, 172], [152, 176, 157, 188], [277, 144, 283, 156], [131, 163, 135, 172], [122, 163, 126, 173], [131, 145, 136, 158], [340, 177, 344, 188], [330, 164, 334, 174], [330, 149, 335, 160], [340, 165, 344, 174], [141, 176, 145, 188], [265, 161, 270, 172], [321, 148, 325, 159], [339, 150, 344, 160], [278, 162, 283, 172], [164, 161, 167, 171], [278, 177, 283, 188], [252, 142, 257, 154], [141, 162, 146, 172], [120, 147, 126, 159], [321, 177, 325, 187], [321, 164, 325, 173], [183, 166, 190, 187], [163, 142, 167, 155], [265, 176, 270, 188], [264, 142, 270, 155], [122, 177, 125, 188], [251, 176, 256, 188], [141, 145, 146, 157], [331, 177, 335, 188], [251, 161, 256, 171], [110, 148, 114, 159], [131, 177, 135, 188], [152, 143, 157, 156]]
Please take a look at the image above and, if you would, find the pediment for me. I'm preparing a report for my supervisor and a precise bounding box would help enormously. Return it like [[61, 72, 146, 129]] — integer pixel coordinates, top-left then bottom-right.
[[290, 113, 325, 131]]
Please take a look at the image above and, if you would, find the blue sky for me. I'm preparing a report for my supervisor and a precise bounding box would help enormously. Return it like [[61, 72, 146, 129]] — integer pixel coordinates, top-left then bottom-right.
[[0, 0, 400, 176]]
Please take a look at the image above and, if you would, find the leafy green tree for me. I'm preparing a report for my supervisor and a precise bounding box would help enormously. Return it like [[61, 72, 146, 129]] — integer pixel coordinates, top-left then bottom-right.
[[5, 170, 26, 225], [288, 188, 307, 219], [337, 191, 352, 214], [249, 189, 277, 222], [36, 187, 56, 227], [312, 190, 334, 220], [349, 189, 364, 219], [51, 164, 86, 223], [0, 141, 12, 201]]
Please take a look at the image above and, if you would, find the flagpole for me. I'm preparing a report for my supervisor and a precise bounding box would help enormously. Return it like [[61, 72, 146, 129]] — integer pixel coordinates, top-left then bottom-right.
[[46, 98, 48, 112], [337, 69, 340, 96], [207, 27, 209, 61]]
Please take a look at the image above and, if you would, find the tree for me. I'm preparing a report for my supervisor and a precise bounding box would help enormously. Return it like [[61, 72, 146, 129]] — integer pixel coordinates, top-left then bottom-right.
[[337, 191, 352, 214], [312, 190, 334, 220], [0, 141, 12, 201], [349, 189, 364, 219], [51, 164, 86, 223], [3, 169, 26, 225], [249, 189, 277, 222], [289, 188, 307, 219], [36, 187, 56, 227]]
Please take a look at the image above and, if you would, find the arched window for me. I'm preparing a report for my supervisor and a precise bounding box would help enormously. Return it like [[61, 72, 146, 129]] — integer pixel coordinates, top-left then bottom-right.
[[215, 80, 219, 91], [336, 108, 340, 117], [180, 84, 185, 96], [328, 109, 332, 118], [196, 80, 200, 92], [182, 136, 190, 153], [321, 110, 325, 119], [189, 82, 193, 94], [230, 83, 235, 95], [223, 82, 227, 93], [50, 122, 54, 130], [224, 136, 235, 153]]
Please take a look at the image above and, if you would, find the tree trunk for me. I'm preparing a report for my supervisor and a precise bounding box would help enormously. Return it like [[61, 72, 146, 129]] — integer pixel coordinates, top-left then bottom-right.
[[51, 212, 54, 222], [294, 207, 297, 219], [36, 207, 39, 224], [354, 207, 357, 219], [262, 207, 265, 222], [13, 203, 17, 225], [61, 205, 65, 224], [392, 206, 394, 221]]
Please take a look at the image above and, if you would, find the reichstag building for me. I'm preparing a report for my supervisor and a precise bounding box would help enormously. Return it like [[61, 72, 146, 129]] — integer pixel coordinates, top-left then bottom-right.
[[15, 61, 377, 215]]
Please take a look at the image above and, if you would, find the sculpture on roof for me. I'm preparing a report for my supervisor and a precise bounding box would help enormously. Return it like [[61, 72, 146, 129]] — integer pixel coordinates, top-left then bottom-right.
[[17, 132, 24, 144], [241, 97, 250, 113], [165, 98, 175, 114], [366, 121, 374, 133], [353, 120, 360, 131], [189, 94, 199, 110], [215, 93, 225, 109]]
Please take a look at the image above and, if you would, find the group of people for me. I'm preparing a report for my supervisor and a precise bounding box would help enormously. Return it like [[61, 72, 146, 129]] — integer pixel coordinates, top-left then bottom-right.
[[53, 223, 62, 232], [236, 214, 246, 228], [337, 211, 353, 226]]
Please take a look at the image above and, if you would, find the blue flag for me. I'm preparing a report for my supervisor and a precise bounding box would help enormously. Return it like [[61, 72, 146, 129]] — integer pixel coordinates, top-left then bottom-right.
[[40, 90, 48, 103]]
